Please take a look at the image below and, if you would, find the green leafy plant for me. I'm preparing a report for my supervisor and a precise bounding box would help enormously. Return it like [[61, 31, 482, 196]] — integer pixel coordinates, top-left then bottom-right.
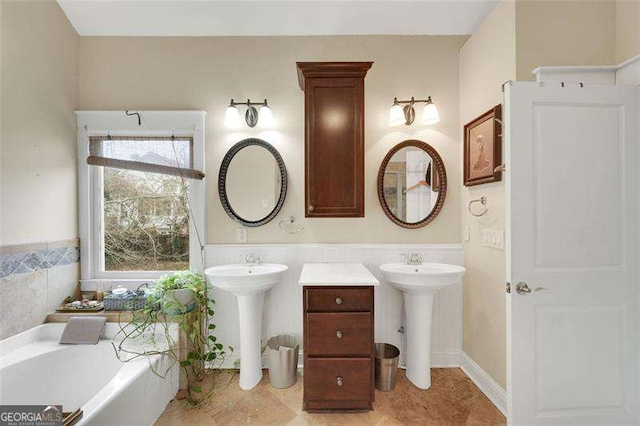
[[111, 270, 233, 406]]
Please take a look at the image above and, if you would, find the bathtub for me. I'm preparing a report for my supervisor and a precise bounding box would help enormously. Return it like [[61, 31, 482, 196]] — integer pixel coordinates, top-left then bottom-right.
[[0, 322, 178, 426]]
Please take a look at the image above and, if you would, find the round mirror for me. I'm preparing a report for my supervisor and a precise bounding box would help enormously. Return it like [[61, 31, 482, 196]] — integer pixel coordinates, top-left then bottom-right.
[[377, 140, 447, 228], [219, 138, 287, 227]]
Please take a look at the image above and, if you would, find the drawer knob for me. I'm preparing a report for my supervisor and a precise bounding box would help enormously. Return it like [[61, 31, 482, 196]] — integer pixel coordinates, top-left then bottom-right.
[[336, 330, 343, 339], [336, 376, 344, 387], [335, 296, 343, 305]]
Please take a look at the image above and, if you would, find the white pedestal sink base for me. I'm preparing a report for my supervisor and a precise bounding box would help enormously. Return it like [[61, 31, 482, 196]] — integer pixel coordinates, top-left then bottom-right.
[[237, 293, 265, 390], [205, 263, 288, 391], [404, 292, 434, 389]]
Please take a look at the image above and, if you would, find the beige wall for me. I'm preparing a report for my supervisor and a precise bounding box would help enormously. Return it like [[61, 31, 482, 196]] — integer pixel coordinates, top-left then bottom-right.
[[459, 0, 516, 390], [79, 35, 467, 244], [515, 0, 616, 80], [615, 0, 640, 63], [1, 0, 79, 245], [0, 1, 80, 340], [459, 0, 620, 390]]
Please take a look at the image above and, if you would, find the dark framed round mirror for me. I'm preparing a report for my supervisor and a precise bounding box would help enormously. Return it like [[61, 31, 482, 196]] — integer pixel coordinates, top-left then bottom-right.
[[219, 138, 287, 227], [377, 140, 447, 229]]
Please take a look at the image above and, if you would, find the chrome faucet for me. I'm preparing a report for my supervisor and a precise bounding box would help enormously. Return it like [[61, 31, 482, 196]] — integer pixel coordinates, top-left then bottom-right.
[[243, 252, 261, 265], [402, 252, 424, 265]]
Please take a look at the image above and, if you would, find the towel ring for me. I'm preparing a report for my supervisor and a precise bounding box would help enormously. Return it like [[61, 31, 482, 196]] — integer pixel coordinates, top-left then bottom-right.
[[278, 216, 303, 234], [468, 196, 488, 217]]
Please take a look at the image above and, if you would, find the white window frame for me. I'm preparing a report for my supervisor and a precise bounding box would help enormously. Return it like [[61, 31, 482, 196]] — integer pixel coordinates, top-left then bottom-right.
[[76, 111, 206, 290]]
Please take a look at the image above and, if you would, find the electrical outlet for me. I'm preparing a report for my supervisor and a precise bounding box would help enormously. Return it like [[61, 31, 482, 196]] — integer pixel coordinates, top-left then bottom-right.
[[237, 228, 247, 243], [482, 229, 504, 249], [463, 226, 470, 242]]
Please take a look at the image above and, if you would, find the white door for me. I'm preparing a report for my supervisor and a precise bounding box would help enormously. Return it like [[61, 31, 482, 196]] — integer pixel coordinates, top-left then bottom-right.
[[505, 81, 639, 425]]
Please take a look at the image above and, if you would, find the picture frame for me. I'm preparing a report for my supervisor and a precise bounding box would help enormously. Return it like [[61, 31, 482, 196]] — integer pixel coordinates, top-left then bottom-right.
[[463, 104, 502, 186]]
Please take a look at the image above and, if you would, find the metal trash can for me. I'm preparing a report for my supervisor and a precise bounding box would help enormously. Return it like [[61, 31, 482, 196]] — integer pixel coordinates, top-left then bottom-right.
[[266, 335, 299, 389], [375, 343, 400, 391]]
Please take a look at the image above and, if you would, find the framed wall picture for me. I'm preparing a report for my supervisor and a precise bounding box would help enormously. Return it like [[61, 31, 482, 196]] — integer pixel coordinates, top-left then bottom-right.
[[463, 105, 502, 186]]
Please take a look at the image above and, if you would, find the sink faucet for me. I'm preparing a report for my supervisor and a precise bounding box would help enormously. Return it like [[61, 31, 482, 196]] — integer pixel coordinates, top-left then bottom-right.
[[402, 252, 423, 265], [243, 252, 261, 265]]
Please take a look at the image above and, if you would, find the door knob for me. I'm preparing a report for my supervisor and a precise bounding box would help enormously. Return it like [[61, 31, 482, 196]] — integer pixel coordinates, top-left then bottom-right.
[[516, 282, 548, 295], [515, 282, 531, 295], [336, 330, 343, 339], [309, 205, 315, 212], [336, 376, 344, 387]]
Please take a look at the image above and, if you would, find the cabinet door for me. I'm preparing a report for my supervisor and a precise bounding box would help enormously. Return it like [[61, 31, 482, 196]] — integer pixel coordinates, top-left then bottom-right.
[[305, 77, 364, 217]]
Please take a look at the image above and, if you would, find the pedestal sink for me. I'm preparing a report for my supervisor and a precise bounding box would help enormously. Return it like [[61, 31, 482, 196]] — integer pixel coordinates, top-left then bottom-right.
[[379, 263, 465, 389], [204, 263, 288, 390]]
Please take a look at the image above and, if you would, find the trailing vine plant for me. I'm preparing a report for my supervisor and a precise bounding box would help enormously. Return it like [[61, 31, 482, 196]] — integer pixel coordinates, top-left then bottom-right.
[[111, 270, 233, 406]]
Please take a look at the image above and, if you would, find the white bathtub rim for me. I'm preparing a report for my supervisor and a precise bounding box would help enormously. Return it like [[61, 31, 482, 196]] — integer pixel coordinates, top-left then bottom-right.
[[1, 322, 179, 425], [78, 349, 177, 425]]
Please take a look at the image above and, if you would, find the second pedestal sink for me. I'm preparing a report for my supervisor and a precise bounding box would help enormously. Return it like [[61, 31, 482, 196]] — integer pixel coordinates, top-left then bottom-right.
[[379, 262, 466, 389], [204, 263, 288, 390]]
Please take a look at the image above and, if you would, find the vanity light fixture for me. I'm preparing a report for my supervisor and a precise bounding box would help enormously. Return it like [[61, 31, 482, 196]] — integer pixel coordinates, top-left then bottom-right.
[[225, 99, 274, 128], [389, 96, 440, 126]]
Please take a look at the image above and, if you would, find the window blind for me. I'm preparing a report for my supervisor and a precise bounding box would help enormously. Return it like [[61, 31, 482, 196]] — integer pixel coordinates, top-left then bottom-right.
[[87, 135, 205, 180]]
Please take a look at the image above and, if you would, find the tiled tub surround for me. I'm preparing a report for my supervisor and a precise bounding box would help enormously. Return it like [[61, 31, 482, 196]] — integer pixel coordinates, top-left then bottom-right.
[[0, 240, 80, 339], [0, 243, 80, 277], [205, 244, 463, 369]]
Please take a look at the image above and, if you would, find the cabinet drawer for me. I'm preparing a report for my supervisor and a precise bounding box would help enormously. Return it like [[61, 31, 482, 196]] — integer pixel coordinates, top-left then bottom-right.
[[305, 358, 371, 402], [305, 287, 372, 312], [306, 312, 371, 356]]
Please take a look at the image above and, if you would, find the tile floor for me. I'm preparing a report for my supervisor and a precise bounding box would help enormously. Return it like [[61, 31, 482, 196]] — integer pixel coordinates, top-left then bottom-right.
[[156, 368, 506, 425]]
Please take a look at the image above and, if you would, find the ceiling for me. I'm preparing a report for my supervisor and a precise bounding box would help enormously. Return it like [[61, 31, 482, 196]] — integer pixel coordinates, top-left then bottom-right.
[[57, 0, 499, 36]]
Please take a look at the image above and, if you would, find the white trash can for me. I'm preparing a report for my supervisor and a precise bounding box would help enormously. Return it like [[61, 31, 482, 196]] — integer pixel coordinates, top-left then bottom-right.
[[266, 335, 299, 389]]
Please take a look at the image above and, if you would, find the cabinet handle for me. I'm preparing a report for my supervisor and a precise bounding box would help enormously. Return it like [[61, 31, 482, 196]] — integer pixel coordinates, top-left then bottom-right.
[[336, 376, 344, 387], [336, 330, 343, 339], [335, 296, 343, 305], [309, 205, 315, 212]]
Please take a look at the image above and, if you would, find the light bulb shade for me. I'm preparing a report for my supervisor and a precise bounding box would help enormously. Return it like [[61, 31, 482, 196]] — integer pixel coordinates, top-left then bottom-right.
[[389, 104, 405, 126], [422, 102, 440, 125], [258, 105, 274, 128], [224, 105, 242, 128]]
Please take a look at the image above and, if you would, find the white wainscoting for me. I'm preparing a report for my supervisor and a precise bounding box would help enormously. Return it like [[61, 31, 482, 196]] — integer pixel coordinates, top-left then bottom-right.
[[204, 243, 463, 369], [616, 55, 640, 86]]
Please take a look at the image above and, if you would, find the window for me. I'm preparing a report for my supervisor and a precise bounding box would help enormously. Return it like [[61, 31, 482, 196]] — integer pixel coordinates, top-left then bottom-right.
[[103, 168, 189, 271], [77, 112, 206, 285]]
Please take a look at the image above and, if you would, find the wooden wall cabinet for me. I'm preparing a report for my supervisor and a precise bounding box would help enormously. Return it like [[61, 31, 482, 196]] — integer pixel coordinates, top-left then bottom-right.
[[296, 62, 373, 218], [303, 286, 375, 411]]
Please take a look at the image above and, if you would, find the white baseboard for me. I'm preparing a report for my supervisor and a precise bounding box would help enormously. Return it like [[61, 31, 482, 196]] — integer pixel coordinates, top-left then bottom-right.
[[460, 351, 507, 416], [431, 350, 462, 368]]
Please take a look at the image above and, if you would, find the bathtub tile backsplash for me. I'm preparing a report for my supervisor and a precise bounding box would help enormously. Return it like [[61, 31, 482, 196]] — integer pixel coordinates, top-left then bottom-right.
[[46, 263, 81, 315], [0, 255, 20, 277], [0, 269, 48, 339], [0, 245, 80, 277], [0, 239, 80, 340]]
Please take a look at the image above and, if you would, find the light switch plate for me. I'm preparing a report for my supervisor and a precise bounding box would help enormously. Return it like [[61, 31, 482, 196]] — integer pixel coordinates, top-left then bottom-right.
[[463, 226, 470, 242], [482, 229, 504, 250], [237, 228, 247, 243]]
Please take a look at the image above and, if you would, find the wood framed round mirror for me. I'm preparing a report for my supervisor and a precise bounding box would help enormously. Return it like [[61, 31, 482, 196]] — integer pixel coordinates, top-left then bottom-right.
[[218, 138, 287, 227], [377, 140, 447, 229]]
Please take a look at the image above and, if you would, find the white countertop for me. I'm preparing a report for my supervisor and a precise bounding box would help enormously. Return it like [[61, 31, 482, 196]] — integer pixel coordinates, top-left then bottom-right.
[[298, 263, 380, 286]]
